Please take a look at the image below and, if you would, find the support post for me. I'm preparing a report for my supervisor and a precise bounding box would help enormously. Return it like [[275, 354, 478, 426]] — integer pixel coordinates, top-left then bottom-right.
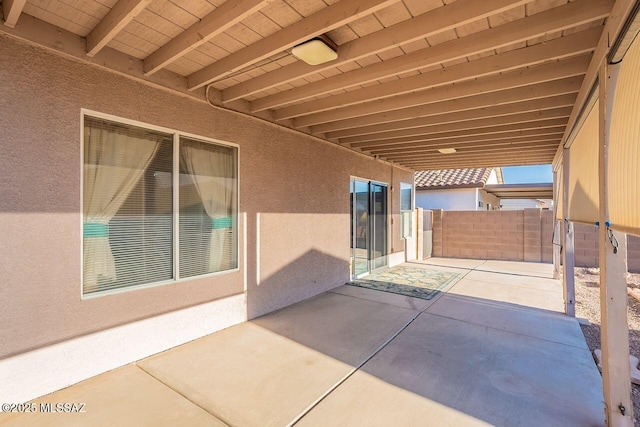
[[598, 59, 633, 427], [553, 170, 561, 279], [562, 148, 576, 316]]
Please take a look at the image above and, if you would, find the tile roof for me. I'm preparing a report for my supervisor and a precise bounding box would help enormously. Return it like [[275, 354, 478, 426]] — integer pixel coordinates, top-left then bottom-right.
[[415, 168, 501, 189]]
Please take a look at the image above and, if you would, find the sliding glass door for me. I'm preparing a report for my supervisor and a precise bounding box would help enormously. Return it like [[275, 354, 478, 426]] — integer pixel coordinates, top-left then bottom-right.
[[350, 179, 388, 278], [370, 183, 388, 270]]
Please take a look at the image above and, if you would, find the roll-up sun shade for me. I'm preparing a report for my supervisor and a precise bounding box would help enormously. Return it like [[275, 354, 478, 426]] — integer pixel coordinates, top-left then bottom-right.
[[608, 34, 640, 236], [556, 166, 564, 220], [567, 101, 599, 225]]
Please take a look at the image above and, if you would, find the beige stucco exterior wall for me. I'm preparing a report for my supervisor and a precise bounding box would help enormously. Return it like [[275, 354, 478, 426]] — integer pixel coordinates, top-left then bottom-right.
[[0, 35, 412, 360]]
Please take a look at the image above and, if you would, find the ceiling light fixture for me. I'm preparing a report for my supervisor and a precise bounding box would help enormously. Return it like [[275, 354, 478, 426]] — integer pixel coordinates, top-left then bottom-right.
[[292, 35, 338, 65], [438, 148, 457, 154]]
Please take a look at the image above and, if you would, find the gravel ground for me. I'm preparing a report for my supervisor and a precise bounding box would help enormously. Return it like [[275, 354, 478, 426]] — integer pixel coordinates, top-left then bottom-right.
[[574, 267, 640, 425]]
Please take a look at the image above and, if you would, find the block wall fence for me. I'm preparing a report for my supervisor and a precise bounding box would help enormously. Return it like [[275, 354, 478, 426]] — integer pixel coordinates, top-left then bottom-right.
[[430, 209, 640, 273]]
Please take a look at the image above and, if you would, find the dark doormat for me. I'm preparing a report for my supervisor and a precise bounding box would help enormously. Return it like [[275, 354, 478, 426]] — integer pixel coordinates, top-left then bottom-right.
[[347, 266, 461, 300]]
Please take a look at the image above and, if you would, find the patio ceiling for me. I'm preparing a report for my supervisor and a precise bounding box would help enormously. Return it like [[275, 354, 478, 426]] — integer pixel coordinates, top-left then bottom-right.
[[1, 0, 617, 170]]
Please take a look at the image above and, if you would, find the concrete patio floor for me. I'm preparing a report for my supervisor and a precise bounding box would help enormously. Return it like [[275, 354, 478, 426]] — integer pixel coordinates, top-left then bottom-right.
[[1, 259, 604, 426]]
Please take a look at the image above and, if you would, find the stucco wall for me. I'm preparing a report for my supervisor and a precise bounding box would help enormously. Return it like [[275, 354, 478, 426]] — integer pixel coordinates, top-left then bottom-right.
[[415, 188, 477, 211], [478, 189, 500, 210], [0, 35, 412, 360]]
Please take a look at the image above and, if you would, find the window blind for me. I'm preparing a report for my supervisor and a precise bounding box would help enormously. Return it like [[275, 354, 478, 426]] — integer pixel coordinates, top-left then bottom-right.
[[83, 117, 173, 295], [83, 115, 239, 296], [609, 34, 640, 236], [179, 137, 238, 278], [567, 101, 599, 225]]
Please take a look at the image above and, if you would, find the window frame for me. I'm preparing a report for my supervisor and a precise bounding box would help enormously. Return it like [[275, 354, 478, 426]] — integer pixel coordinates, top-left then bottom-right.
[[400, 182, 413, 239], [80, 109, 240, 300]]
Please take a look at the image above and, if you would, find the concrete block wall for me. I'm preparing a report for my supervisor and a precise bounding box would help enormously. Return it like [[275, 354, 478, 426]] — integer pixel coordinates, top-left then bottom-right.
[[439, 210, 525, 261], [431, 209, 640, 272], [574, 224, 640, 272], [432, 209, 444, 257], [574, 223, 600, 268], [541, 210, 554, 263], [629, 236, 640, 273]]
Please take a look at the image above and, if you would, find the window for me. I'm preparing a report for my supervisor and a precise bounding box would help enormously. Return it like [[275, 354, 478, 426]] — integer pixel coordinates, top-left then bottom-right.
[[82, 114, 238, 296], [400, 182, 413, 239]]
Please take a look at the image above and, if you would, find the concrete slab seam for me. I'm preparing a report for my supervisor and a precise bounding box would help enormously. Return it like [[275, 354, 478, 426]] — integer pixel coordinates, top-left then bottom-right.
[[427, 261, 484, 311], [133, 364, 232, 426], [419, 310, 590, 352], [287, 310, 423, 426]]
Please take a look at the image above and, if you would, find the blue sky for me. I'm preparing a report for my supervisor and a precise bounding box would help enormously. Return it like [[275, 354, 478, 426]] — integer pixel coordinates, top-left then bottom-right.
[[501, 164, 552, 184]]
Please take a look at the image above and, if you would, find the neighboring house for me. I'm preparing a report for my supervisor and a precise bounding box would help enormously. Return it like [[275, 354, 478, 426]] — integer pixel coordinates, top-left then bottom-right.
[[415, 168, 503, 211], [500, 199, 553, 210]]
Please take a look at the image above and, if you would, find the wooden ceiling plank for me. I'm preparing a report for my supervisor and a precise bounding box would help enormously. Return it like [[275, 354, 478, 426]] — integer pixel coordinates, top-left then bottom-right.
[[387, 146, 560, 161], [250, 0, 612, 111], [366, 130, 565, 154], [401, 157, 557, 170], [405, 156, 555, 167], [293, 54, 590, 127], [379, 138, 562, 155], [386, 149, 560, 164], [221, 0, 531, 102], [273, 27, 600, 119], [86, 0, 153, 57], [2, 0, 27, 28], [143, 0, 271, 75], [371, 144, 562, 162], [554, 0, 639, 166], [348, 117, 569, 149], [341, 107, 572, 145], [395, 156, 558, 168], [326, 94, 577, 139], [309, 76, 583, 133], [187, 0, 399, 90]]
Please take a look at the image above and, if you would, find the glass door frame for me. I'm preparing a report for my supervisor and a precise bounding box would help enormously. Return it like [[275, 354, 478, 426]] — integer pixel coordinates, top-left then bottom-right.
[[350, 177, 389, 279]]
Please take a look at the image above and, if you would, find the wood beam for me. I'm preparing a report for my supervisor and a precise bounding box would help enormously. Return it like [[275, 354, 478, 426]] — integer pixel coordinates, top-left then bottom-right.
[[598, 60, 634, 427], [222, 0, 531, 102], [0, 13, 209, 101], [251, 0, 612, 111], [341, 109, 571, 146], [400, 153, 557, 168], [402, 151, 557, 164], [403, 158, 556, 170], [369, 135, 561, 156], [143, 0, 270, 75], [272, 28, 600, 119], [295, 55, 589, 128], [310, 77, 583, 134], [187, 0, 398, 90], [349, 119, 568, 149], [86, 0, 152, 57], [2, 0, 26, 28], [554, 0, 638, 172], [326, 95, 577, 139], [386, 150, 559, 166], [380, 150, 560, 166]]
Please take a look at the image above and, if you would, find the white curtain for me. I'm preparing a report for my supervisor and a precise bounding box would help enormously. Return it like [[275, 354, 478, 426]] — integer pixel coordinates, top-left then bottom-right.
[[83, 124, 160, 292], [181, 143, 234, 272]]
